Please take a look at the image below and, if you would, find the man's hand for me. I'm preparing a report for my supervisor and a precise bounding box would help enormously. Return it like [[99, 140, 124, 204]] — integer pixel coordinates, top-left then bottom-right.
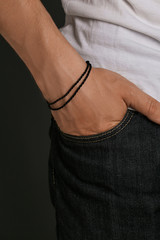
[[51, 67, 160, 136], [1, 0, 160, 136]]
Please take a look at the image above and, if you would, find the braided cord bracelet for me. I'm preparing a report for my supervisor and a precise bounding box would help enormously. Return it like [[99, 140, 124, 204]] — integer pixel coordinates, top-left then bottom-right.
[[46, 60, 92, 111]]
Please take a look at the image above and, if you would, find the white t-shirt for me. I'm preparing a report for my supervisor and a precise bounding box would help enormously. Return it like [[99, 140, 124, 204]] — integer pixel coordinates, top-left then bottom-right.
[[59, 0, 160, 111]]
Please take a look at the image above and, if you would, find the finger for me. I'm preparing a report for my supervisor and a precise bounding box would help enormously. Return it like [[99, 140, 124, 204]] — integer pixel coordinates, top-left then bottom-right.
[[122, 81, 160, 124]]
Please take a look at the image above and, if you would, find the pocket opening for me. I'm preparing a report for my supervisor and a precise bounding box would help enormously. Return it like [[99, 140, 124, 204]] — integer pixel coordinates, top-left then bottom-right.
[[53, 108, 135, 143]]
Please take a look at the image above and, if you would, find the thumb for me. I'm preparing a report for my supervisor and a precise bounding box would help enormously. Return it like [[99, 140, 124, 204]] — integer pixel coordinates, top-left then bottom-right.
[[122, 81, 160, 125]]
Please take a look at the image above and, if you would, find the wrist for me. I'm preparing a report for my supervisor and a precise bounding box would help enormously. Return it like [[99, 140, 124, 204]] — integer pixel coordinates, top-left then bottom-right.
[[35, 43, 88, 104]]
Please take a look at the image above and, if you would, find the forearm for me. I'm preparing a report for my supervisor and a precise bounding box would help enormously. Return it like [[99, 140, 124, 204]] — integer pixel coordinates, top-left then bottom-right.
[[0, 0, 87, 102]]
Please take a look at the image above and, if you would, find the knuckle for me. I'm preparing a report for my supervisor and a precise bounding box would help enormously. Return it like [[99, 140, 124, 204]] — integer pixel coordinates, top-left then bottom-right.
[[146, 99, 158, 116]]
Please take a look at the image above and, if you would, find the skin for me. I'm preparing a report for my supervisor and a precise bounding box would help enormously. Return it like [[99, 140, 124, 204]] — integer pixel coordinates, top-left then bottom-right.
[[1, 0, 160, 136]]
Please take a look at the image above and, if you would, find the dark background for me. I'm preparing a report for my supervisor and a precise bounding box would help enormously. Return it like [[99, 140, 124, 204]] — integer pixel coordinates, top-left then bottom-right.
[[0, 1, 65, 239]]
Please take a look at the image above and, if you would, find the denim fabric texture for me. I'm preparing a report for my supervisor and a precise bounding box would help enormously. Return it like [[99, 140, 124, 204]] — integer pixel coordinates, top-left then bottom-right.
[[48, 108, 160, 240]]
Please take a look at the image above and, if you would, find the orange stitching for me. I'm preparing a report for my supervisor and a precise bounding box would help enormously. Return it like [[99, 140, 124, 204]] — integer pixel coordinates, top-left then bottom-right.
[[60, 109, 131, 139], [60, 111, 135, 144]]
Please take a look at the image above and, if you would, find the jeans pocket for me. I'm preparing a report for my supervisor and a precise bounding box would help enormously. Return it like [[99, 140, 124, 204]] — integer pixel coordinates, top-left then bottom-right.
[[49, 109, 160, 239], [53, 108, 135, 144]]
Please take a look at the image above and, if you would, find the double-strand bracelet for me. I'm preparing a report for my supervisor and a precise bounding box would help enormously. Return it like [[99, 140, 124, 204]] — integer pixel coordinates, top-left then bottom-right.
[[46, 60, 92, 111]]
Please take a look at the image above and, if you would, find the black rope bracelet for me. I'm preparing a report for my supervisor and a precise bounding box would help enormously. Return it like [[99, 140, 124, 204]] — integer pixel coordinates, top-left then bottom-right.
[[46, 60, 92, 111], [46, 60, 90, 106]]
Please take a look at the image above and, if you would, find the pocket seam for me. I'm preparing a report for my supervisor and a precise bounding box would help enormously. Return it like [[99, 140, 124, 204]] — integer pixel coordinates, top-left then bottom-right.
[[58, 109, 135, 143]]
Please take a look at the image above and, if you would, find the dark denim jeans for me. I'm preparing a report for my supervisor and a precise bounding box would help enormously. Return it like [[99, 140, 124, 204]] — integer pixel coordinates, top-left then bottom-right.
[[48, 108, 160, 240]]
